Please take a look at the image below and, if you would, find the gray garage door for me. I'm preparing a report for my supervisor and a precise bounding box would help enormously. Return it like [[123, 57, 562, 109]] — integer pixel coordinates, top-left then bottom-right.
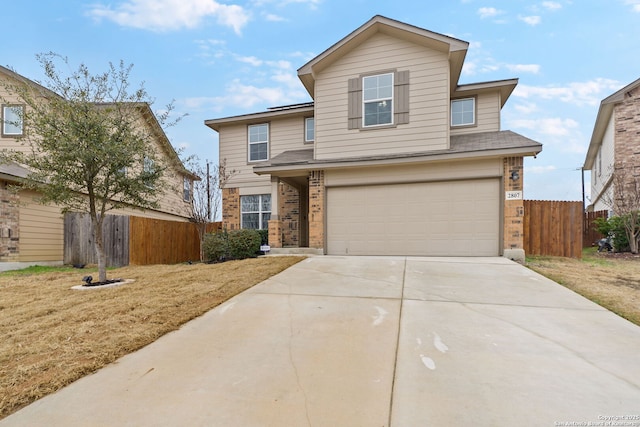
[[326, 179, 500, 256]]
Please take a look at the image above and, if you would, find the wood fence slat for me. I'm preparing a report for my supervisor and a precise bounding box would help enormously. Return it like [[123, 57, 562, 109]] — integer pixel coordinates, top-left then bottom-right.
[[65, 212, 221, 266], [523, 200, 583, 258]]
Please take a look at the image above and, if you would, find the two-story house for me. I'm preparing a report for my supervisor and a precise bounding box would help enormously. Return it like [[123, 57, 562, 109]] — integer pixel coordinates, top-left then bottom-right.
[[0, 65, 197, 269], [206, 15, 542, 261], [583, 77, 640, 213]]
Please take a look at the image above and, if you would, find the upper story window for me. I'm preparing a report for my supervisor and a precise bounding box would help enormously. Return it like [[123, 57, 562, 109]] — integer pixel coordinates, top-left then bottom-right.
[[2, 104, 24, 137], [183, 177, 192, 202], [305, 117, 314, 142], [451, 98, 475, 127], [348, 70, 409, 130], [363, 73, 393, 127], [248, 123, 269, 162]]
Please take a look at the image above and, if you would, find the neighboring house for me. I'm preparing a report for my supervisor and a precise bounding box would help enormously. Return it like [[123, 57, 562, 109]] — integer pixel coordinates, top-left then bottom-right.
[[583, 77, 640, 213], [0, 65, 197, 269], [206, 15, 542, 260]]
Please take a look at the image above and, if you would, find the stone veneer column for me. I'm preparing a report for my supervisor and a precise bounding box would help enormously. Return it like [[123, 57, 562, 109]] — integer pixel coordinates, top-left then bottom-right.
[[503, 157, 524, 262], [268, 176, 282, 248], [0, 181, 20, 262], [308, 170, 325, 251], [221, 187, 240, 231]]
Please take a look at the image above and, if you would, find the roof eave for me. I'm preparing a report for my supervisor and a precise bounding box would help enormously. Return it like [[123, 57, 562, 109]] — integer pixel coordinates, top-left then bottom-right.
[[454, 78, 518, 107], [205, 105, 315, 132], [583, 101, 614, 169], [254, 145, 541, 175]]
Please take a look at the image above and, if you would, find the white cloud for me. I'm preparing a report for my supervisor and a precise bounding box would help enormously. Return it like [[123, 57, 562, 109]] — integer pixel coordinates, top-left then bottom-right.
[[237, 55, 263, 66], [477, 7, 504, 18], [624, 0, 640, 12], [519, 15, 541, 25], [264, 13, 286, 21], [183, 78, 307, 112], [542, 1, 562, 10], [514, 101, 538, 114], [513, 78, 622, 106], [506, 63, 541, 73], [87, 0, 249, 34], [509, 117, 579, 137]]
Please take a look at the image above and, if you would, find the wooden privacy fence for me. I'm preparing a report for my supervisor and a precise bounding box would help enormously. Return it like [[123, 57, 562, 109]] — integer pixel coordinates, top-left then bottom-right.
[[583, 210, 608, 247], [64, 213, 221, 267], [523, 200, 583, 258]]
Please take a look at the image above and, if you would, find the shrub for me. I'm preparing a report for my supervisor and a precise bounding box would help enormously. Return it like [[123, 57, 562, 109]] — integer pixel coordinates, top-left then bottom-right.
[[257, 229, 269, 246], [203, 231, 229, 262], [228, 229, 262, 259], [593, 215, 630, 252]]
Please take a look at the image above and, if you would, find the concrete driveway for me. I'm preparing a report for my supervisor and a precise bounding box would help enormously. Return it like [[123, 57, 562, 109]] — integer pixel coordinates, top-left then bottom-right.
[[2, 256, 640, 426]]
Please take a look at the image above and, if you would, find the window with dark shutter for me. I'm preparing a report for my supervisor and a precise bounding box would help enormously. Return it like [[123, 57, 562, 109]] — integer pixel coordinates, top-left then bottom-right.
[[347, 70, 409, 129]]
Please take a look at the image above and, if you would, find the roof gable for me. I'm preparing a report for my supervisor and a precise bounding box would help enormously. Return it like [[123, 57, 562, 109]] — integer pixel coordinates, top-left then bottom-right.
[[584, 77, 640, 168], [297, 15, 468, 98]]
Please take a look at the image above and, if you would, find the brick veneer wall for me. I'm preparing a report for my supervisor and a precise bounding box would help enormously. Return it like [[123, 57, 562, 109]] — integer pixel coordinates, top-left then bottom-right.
[[308, 170, 324, 249], [279, 182, 300, 247], [0, 181, 19, 261], [222, 187, 240, 231], [614, 85, 640, 185], [503, 157, 524, 255]]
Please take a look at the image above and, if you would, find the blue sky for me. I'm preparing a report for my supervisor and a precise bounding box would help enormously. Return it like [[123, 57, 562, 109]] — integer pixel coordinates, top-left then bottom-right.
[[4, 0, 640, 202]]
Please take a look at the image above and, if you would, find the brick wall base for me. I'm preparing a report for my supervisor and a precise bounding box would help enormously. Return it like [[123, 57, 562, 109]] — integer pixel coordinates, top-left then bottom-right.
[[308, 170, 325, 250], [503, 157, 524, 262], [0, 181, 20, 262], [279, 182, 300, 247], [222, 187, 240, 231]]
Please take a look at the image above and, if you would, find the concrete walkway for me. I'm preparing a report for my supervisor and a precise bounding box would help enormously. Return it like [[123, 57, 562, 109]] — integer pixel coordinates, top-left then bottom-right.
[[2, 256, 640, 426]]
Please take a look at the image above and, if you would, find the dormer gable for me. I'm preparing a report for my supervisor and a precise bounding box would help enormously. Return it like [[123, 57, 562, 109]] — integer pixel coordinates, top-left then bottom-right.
[[297, 15, 468, 98]]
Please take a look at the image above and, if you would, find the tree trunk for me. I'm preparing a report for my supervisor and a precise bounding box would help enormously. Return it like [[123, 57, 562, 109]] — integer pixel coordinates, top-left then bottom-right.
[[91, 214, 108, 282], [197, 223, 207, 262]]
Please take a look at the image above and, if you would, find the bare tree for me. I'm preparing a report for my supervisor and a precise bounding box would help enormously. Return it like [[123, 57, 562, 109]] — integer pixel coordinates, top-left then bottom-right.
[[186, 158, 235, 261], [602, 162, 640, 253]]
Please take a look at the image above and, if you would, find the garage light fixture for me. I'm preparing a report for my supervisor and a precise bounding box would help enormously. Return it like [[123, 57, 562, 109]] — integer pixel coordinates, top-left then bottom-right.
[[510, 170, 520, 181]]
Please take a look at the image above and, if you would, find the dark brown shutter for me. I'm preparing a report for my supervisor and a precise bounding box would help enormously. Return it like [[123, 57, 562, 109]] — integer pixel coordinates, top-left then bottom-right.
[[347, 77, 362, 130], [394, 70, 410, 125]]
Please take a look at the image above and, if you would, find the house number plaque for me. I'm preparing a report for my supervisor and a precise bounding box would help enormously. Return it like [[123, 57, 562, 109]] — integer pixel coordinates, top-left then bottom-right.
[[505, 191, 523, 200]]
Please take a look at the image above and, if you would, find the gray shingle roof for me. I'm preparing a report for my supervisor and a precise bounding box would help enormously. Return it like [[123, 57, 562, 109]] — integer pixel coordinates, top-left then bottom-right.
[[257, 130, 542, 170]]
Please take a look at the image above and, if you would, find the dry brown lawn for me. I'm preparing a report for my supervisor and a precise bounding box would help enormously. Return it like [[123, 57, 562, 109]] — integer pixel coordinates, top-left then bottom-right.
[[0, 256, 303, 419], [527, 249, 640, 326]]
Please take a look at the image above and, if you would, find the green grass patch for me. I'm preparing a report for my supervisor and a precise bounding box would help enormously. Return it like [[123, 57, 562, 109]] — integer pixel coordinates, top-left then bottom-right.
[[0, 265, 98, 277]]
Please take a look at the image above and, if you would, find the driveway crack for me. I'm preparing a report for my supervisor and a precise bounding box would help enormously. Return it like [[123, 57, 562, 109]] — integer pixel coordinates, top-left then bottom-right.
[[287, 294, 312, 427]]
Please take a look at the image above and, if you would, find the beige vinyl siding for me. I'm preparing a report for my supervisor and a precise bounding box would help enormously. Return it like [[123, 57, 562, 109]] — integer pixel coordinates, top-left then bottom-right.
[[325, 158, 502, 187], [221, 116, 308, 191], [0, 73, 30, 153], [18, 190, 64, 262], [592, 113, 616, 210], [450, 92, 501, 135], [315, 32, 450, 160]]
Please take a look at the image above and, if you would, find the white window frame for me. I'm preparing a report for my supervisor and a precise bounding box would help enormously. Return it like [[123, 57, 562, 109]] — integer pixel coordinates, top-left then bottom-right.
[[362, 73, 394, 127], [248, 123, 269, 162], [451, 98, 476, 127], [240, 194, 271, 230], [2, 104, 24, 137], [183, 177, 192, 202], [305, 117, 314, 143]]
